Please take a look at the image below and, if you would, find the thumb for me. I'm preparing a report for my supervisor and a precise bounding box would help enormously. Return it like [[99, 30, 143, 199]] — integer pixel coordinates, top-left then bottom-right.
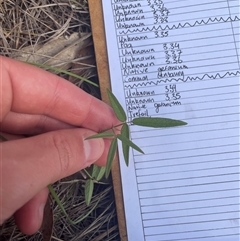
[[0, 128, 105, 224]]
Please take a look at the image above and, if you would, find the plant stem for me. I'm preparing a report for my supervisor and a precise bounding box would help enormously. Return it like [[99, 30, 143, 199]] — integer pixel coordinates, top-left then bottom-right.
[[48, 184, 99, 225], [26, 62, 99, 87], [83, 169, 93, 179], [101, 121, 133, 134]]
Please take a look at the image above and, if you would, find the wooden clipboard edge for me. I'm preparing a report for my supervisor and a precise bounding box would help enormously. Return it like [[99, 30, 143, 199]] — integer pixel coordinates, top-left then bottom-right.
[[88, 0, 128, 240]]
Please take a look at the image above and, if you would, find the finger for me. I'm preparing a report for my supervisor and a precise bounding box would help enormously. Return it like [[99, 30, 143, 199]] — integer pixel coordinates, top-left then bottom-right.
[[14, 188, 49, 235], [1, 56, 119, 131], [1, 112, 74, 135], [0, 128, 106, 224]]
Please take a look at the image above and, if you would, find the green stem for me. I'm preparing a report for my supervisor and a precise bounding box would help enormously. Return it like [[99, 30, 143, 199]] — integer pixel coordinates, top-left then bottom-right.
[[102, 121, 133, 134], [83, 169, 93, 179], [26, 62, 99, 87]]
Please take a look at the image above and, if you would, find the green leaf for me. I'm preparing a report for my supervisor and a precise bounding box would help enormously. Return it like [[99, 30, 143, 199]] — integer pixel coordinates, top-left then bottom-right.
[[117, 134, 144, 154], [107, 89, 127, 122], [105, 137, 118, 178], [121, 123, 130, 166], [85, 130, 115, 140], [48, 184, 100, 225], [27, 62, 98, 87], [132, 117, 187, 128], [91, 165, 100, 179], [91, 165, 106, 181], [85, 179, 94, 206], [96, 167, 106, 181]]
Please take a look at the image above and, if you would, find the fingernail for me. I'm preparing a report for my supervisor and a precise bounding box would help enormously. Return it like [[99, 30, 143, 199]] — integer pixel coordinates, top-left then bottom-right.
[[84, 137, 103, 164]]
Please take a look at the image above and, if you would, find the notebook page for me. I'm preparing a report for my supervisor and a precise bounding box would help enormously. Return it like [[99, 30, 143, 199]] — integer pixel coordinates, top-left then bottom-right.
[[102, 0, 240, 240]]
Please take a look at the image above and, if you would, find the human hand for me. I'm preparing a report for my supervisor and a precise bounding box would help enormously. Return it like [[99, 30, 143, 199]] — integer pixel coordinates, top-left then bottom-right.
[[0, 56, 118, 234]]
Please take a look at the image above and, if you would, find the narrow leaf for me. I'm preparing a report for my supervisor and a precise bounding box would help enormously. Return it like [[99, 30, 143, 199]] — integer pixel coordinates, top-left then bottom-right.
[[132, 117, 187, 128], [96, 167, 106, 181], [48, 184, 100, 225], [105, 137, 117, 178], [27, 62, 98, 87], [91, 165, 106, 181], [85, 179, 94, 206], [117, 134, 144, 154], [91, 165, 100, 179], [107, 89, 127, 122], [121, 123, 130, 166], [85, 130, 115, 140]]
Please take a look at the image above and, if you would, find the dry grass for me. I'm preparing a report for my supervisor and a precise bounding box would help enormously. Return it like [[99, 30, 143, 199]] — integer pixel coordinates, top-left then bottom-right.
[[0, 0, 90, 51], [0, 0, 120, 240], [1, 179, 119, 241], [0, 0, 98, 92]]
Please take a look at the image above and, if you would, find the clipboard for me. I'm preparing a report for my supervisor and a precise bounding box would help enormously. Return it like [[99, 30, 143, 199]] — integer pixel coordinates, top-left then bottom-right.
[[87, 1, 240, 240], [88, 0, 127, 240]]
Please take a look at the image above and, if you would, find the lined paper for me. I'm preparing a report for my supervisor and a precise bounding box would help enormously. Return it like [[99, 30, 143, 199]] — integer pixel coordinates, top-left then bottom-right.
[[102, 0, 240, 240]]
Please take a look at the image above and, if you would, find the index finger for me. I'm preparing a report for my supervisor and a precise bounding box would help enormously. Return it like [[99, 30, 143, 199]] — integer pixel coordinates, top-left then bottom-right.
[[1, 56, 118, 132]]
